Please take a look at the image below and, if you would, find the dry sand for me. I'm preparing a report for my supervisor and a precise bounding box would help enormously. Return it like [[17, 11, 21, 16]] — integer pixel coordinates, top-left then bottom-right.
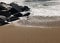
[[0, 24, 60, 43]]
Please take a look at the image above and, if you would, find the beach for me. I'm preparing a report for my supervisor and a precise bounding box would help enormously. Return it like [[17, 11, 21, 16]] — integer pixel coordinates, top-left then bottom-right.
[[0, 25, 60, 43], [0, 0, 60, 43]]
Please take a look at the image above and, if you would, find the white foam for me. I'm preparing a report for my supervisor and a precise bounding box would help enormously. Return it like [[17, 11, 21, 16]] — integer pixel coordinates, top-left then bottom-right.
[[30, 5, 60, 16], [0, 0, 25, 4]]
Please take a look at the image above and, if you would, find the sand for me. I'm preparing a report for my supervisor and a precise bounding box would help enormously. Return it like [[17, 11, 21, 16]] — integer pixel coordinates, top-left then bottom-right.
[[0, 25, 60, 43]]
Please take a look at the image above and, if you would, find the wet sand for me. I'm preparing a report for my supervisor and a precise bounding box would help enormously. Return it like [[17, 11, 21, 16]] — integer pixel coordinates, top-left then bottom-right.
[[0, 25, 60, 43]]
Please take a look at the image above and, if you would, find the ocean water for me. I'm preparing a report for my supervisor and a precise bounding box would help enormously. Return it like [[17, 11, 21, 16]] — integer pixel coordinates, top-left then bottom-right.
[[13, 1, 60, 27], [0, 0, 60, 16], [24, 2, 60, 16], [0, 0, 60, 27]]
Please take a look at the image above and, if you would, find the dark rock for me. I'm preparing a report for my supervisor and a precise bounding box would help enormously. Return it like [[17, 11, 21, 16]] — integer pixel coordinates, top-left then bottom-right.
[[10, 2, 24, 12], [0, 2, 31, 26], [23, 6, 30, 11], [0, 18, 8, 26], [7, 16, 19, 22], [14, 13, 23, 17], [23, 12, 30, 16]]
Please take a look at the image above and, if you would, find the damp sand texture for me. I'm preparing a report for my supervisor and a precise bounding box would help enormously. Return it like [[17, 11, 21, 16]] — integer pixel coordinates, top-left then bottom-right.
[[0, 25, 60, 43]]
